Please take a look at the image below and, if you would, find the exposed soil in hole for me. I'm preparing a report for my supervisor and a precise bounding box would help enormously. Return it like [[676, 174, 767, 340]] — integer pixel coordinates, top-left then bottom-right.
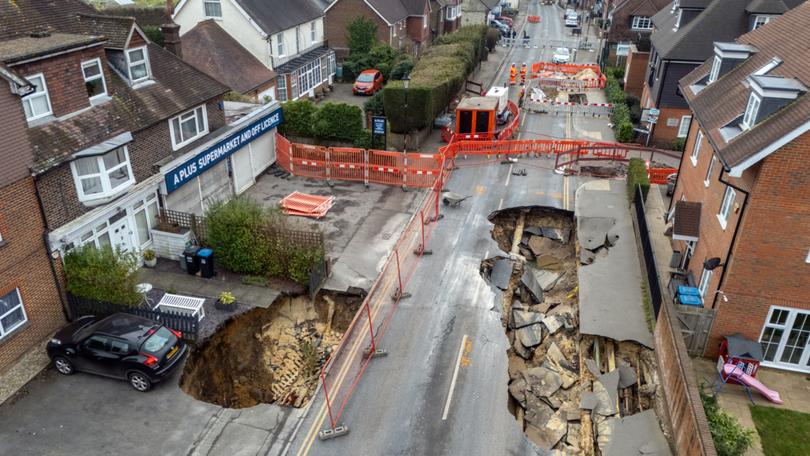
[[568, 93, 588, 104], [180, 292, 362, 409], [482, 206, 662, 454]]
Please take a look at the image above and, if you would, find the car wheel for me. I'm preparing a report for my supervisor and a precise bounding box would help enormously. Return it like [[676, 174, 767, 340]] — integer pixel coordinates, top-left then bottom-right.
[[53, 356, 74, 375], [128, 372, 152, 392]]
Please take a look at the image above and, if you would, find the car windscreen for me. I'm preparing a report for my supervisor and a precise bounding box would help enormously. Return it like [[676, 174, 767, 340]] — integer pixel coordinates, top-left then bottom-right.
[[141, 327, 176, 356], [357, 74, 375, 82], [556, 48, 569, 55]]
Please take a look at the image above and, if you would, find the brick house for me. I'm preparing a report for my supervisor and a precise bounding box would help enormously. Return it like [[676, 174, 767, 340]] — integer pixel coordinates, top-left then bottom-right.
[[1, 0, 283, 261], [173, 0, 336, 102], [459, 0, 499, 27], [430, 0, 462, 39], [641, 0, 801, 147], [602, 0, 668, 65], [670, 2, 810, 373], [324, 0, 432, 58], [0, 65, 66, 375]]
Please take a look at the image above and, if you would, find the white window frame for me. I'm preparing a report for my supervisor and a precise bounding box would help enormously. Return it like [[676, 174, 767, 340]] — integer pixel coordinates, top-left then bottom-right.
[[21, 73, 52, 121], [631, 16, 652, 31], [310, 22, 316, 42], [705, 154, 716, 187], [277, 76, 287, 102], [691, 130, 703, 166], [424, 14, 428, 29], [753, 15, 772, 30], [276, 33, 284, 57], [447, 6, 459, 20], [708, 55, 721, 83], [70, 146, 136, 202], [81, 58, 108, 102], [169, 105, 209, 151], [698, 267, 712, 298], [677, 115, 691, 138], [742, 93, 760, 130], [758, 306, 810, 371], [203, 0, 222, 18], [0, 289, 28, 339], [717, 186, 735, 229], [126, 46, 151, 83]]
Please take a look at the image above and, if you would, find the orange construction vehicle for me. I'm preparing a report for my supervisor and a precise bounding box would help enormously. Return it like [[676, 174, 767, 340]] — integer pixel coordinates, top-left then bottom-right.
[[441, 86, 516, 142]]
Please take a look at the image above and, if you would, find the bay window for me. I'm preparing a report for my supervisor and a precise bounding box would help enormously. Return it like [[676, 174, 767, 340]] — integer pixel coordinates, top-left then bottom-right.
[[71, 146, 135, 202], [169, 105, 208, 150]]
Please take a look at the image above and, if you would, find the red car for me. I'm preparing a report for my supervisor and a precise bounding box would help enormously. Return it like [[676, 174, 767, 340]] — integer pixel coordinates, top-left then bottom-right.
[[353, 69, 384, 95]]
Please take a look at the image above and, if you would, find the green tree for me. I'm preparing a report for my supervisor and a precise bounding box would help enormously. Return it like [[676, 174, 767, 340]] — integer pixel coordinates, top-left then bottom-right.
[[280, 100, 318, 137], [64, 245, 142, 306], [346, 16, 378, 55]]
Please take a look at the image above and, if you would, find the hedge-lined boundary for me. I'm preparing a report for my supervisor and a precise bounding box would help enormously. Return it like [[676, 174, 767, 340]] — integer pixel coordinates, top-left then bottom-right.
[[280, 100, 369, 147], [627, 157, 650, 202], [383, 25, 488, 133], [605, 67, 634, 143]]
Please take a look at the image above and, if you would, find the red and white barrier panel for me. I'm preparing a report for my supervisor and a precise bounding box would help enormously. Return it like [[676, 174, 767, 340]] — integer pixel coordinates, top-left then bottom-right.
[[280, 191, 335, 219]]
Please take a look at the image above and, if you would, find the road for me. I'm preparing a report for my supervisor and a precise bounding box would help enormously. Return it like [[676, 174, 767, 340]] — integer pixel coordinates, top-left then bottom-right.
[[288, 3, 612, 455]]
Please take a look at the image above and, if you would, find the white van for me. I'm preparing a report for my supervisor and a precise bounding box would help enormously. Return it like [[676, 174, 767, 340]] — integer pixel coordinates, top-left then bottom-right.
[[565, 12, 579, 27]]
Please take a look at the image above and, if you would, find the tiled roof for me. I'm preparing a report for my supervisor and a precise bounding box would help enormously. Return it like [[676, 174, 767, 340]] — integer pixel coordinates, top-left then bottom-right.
[[400, 0, 428, 15], [673, 201, 701, 240], [0, 33, 105, 63], [681, 1, 810, 169], [235, 0, 323, 35], [98, 5, 170, 27], [75, 13, 135, 49], [182, 20, 276, 94], [364, 0, 409, 23], [746, 0, 789, 14], [28, 43, 229, 174], [0, 0, 97, 40]]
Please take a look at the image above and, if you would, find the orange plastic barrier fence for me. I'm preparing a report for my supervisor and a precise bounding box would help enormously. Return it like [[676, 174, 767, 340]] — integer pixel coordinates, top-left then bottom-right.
[[330, 147, 366, 183], [528, 15, 541, 23], [648, 167, 677, 184]]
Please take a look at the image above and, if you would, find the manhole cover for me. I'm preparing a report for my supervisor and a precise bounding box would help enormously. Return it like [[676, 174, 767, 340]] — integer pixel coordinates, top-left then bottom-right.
[[382, 232, 392, 240]]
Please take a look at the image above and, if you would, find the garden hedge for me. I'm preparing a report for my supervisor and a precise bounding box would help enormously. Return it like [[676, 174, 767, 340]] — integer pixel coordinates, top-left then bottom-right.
[[280, 99, 366, 145], [383, 25, 487, 133], [605, 67, 634, 143], [627, 157, 650, 202]]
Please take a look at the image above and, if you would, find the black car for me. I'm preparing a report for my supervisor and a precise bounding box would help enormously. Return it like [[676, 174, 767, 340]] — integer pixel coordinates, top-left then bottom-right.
[[47, 313, 188, 392]]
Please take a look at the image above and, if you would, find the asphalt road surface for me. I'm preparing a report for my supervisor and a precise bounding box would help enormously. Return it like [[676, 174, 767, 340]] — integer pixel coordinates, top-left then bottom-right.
[[288, 3, 612, 455]]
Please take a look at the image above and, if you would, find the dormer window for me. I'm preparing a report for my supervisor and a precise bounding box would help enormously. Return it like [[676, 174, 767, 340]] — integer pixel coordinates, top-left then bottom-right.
[[708, 56, 721, 83], [710, 42, 757, 83], [82, 58, 107, 102], [204, 0, 222, 18], [742, 93, 761, 130], [753, 15, 772, 30], [674, 9, 682, 30], [632, 16, 652, 31], [21, 73, 52, 121], [126, 47, 150, 83]]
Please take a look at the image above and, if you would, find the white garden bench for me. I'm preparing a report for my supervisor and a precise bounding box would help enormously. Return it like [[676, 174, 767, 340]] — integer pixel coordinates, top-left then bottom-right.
[[155, 293, 205, 321]]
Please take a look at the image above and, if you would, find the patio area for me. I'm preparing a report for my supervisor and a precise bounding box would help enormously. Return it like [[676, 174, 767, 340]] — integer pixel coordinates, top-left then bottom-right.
[[692, 356, 810, 455]]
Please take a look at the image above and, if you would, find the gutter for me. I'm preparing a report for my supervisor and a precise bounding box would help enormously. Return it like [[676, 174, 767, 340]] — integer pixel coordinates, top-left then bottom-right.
[[711, 166, 750, 310], [32, 178, 70, 321]]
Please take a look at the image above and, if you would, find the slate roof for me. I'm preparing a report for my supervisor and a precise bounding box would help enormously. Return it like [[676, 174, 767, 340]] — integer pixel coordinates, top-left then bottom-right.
[[29, 43, 228, 173], [680, 1, 810, 169], [400, 0, 428, 15], [235, 0, 324, 35], [673, 201, 701, 240], [746, 0, 790, 14], [651, 0, 803, 61], [182, 20, 276, 94], [0, 33, 105, 63]]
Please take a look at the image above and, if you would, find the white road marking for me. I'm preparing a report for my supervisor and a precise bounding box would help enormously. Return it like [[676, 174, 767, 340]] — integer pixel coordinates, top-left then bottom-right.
[[505, 164, 513, 187], [498, 197, 504, 210], [484, 250, 490, 259], [442, 334, 469, 421]]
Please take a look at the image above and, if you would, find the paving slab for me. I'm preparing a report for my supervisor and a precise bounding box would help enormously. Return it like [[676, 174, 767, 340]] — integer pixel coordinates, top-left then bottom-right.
[[602, 410, 672, 456]]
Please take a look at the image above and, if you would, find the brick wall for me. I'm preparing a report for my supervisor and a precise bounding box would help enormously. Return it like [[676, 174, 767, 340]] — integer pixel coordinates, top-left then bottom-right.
[[641, 85, 692, 147], [0, 86, 33, 188], [704, 131, 810, 358], [36, 99, 226, 229], [325, 0, 392, 54], [12, 45, 108, 119], [0, 177, 66, 374]]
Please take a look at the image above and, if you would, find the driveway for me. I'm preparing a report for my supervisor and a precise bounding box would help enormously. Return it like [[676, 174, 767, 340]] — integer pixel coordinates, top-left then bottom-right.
[[0, 364, 302, 456]]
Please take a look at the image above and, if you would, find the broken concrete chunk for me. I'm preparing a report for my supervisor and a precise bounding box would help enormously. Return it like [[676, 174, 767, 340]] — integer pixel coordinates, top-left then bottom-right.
[[562, 402, 581, 421], [529, 302, 552, 314], [579, 249, 596, 265], [546, 342, 573, 371], [537, 254, 563, 270], [512, 310, 544, 329], [521, 269, 544, 303], [543, 394, 563, 410], [523, 226, 544, 236], [593, 369, 620, 416], [566, 422, 582, 447], [542, 315, 564, 335], [524, 395, 555, 427], [528, 235, 558, 256], [508, 355, 527, 380], [533, 268, 561, 292], [519, 247, 535, 261], [527, 366, 562, 397], [606, 230, 620, 247], [517, 323, 544, 348], [542, 227, 570, 244], [585, 358, 602, 377], [618, 365, 638, 389], [579, 217, 617, 251], [603, 410, 673, 456], [508, 378, 528, 407], [532, 409, 568, 450], [580, 392, 598, 410], [513, 333, 532, 359], [490, 258, 513, 290]]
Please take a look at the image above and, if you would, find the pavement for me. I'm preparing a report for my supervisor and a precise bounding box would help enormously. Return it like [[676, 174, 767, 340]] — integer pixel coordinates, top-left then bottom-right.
[[575, 179, 654, 348]]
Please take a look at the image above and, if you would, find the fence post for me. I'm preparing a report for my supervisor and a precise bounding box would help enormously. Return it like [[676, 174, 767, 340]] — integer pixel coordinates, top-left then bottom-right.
[[190, 214, 198, 240], [363, 149, 369, 188]]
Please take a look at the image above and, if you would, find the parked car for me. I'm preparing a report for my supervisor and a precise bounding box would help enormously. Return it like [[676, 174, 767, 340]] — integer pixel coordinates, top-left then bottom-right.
[[47, 313, 188, 392], [552, 47, 571, 64], [565, 12, 579, 27], [496, 15, 513, 27], [353, 69, 384, 95], [489, 19, 510, 36]]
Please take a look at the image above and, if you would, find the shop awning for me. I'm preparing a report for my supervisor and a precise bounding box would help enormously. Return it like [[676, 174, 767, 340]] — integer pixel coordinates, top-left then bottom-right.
[[673, 201, 701, 242]]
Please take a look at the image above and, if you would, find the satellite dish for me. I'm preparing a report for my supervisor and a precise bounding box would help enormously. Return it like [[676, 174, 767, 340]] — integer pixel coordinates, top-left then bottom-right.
[[704, 257, 723, 270]]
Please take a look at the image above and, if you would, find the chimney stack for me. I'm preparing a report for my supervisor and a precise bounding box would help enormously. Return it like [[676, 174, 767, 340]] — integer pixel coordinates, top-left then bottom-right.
[[161, 1, 182, 58]]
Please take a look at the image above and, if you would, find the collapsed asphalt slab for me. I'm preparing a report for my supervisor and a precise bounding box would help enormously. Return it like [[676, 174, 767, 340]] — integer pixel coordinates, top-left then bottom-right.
[[575, 179, 654, 348]]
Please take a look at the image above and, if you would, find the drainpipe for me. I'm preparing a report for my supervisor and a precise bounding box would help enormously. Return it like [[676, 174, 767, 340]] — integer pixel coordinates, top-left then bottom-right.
[[711, 166, 750, 310], [32, 177, 70, 321]]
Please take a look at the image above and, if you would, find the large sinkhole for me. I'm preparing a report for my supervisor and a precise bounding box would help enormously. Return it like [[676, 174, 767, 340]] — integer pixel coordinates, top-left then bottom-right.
[[180, 292, 361, 409]]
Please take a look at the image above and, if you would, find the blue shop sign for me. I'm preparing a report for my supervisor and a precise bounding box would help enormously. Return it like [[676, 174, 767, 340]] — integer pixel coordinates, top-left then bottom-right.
[[165, 107, 284, 193]]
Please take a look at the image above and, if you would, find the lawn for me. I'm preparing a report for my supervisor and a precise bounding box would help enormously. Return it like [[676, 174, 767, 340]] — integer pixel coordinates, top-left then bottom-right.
[[750, 405, 810, 456]]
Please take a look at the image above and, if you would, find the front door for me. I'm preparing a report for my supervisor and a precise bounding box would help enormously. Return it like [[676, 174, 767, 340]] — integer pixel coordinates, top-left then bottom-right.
[[108, 211, 133, 252], [759, 306, 810, 373]]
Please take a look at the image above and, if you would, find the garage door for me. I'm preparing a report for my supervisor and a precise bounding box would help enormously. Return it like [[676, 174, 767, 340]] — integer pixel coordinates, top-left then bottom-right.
[[250, 133, 275, 179], [231, 148, 254, 195]]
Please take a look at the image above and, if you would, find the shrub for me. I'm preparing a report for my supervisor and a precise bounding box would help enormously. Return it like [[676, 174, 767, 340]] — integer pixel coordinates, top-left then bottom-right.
[[346, 16, 377, 55], [64, 245, 142, 306], [605, 67, 635, 143], [287, 246, 324, 285], [364, 90, 385, 116], [701, 390, 755, 456], [205, 197, 271, 275], [280, 100, 317, 137], [627, 157, 650, 202], [342, 44, 402, 81], [142, 25, 164, 47], [312, 102, 364, 142], [353, 129, 373, 149], [390, 55, 415, 80], [670, 137, 686, 152]]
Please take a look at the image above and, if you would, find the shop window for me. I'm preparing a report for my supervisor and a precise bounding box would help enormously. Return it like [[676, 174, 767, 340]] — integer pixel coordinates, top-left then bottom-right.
[[21, 73, 52, 121], [0, 289, 27, 339], [71, 146, 135, 202], [169, 105, 208, 150]]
